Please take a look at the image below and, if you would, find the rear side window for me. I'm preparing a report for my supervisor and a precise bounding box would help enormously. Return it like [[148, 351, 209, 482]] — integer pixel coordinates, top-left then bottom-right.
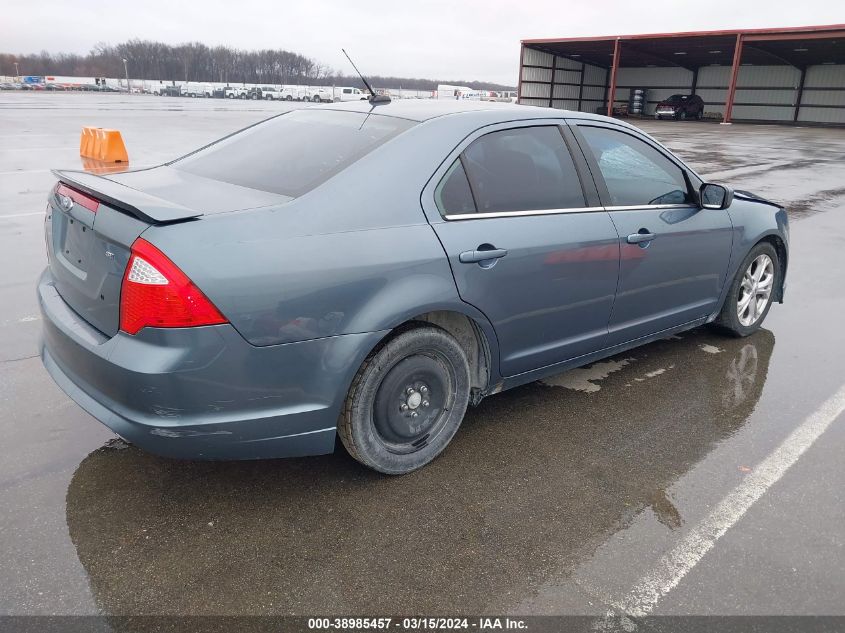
[[435, 160, 476, 215], [456, 126, 585, 214], [578, 126, 692, 207], [173, 110, 415, 197]]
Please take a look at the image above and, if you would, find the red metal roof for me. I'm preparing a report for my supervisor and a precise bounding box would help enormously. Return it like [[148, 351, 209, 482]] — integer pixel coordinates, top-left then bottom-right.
[[522, 24, 845, 45], [521, 24, 845, 69]]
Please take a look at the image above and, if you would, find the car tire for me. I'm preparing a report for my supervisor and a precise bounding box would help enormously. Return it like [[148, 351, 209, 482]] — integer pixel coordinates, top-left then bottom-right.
[[286, 95, 293, 101], [697, 110, 704, 120], [714, 242, 779, 338], [338, 325, 471, 475], [680, 111, 687, 120]]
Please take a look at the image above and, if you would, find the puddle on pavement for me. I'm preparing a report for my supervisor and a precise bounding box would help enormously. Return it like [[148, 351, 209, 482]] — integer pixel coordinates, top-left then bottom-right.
[[63, 328, 775, 614]]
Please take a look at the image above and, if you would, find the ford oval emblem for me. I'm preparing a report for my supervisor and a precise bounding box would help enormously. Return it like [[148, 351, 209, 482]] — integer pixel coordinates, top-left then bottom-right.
[[58, 194, 73, 211]]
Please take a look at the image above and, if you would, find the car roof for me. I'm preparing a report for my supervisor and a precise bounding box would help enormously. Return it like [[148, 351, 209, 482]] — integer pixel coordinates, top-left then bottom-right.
[[309, 98, 626, 126]]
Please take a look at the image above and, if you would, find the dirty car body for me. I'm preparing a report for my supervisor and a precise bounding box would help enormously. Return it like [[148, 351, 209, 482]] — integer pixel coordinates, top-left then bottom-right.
[[38, 100, 788, 471]]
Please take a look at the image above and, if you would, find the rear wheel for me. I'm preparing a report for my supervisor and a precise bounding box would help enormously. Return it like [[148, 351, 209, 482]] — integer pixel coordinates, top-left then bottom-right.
[[338, 326, 471, 474], [714, 242, 779, 337], [696, 109, 704, 120], [680, 110, 687, 120]]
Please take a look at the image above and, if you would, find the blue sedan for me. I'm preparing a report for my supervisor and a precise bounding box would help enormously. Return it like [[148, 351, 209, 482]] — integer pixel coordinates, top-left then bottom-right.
[[39, 99, 788, 474]]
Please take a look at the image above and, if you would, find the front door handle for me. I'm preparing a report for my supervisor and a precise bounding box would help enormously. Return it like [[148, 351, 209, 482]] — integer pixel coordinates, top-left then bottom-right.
[[626, 232, 657, 244], [459, 248, 508, 264]]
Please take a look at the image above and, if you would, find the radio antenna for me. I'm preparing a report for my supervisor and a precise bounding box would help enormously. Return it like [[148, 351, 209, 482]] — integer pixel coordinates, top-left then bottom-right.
[[342, 48, 391, 104]]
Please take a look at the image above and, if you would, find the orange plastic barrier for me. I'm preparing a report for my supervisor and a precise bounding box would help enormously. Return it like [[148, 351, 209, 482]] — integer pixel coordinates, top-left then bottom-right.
[[79, 127, 129, 163]]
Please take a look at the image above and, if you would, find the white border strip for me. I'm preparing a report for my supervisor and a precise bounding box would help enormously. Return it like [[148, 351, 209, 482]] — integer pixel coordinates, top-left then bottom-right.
[[615, 383, 845, 617]]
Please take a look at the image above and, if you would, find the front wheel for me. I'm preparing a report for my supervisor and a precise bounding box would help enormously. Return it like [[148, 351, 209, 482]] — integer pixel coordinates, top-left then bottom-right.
[[714, 242, 779, 337], [338, 326, 471, 474]]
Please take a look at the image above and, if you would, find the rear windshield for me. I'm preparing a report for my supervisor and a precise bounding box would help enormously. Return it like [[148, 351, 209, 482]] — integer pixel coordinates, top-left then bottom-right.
[[172, 110, 415, 197]]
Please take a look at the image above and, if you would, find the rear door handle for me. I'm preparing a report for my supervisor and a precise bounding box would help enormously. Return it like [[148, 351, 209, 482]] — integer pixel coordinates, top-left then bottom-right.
[[626, 232, 657, 244], [459, 248, 508, 264]]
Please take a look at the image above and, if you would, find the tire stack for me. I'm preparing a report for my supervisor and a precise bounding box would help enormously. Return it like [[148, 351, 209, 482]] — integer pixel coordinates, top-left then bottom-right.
[[628, 88, 647, 117]]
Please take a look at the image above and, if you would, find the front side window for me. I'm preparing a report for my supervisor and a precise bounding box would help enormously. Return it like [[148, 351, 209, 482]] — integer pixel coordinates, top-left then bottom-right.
[[578, 126, 691, 207], [173, 110, 415, 197], [446, 126, 585, 215]]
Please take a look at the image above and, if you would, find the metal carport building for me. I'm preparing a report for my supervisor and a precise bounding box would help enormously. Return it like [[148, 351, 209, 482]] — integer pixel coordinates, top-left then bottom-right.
[[518, 24, 845, 125]]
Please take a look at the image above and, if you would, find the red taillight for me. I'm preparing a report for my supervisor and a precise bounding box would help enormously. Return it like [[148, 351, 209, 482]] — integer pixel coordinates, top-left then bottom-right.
[[119, 238, 227, 335], [55, 183, 100, 213]]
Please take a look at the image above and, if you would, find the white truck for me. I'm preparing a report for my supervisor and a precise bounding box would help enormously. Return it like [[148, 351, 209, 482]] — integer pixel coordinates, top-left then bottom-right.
[[304, 87, 333, 103], [332, 86, 367, 102], [437, 84, 484, 101], [182, 83, 213, 98], [260, 86, 282, 100], [278, 86, 300, 101], [223, 86, 248, 99]]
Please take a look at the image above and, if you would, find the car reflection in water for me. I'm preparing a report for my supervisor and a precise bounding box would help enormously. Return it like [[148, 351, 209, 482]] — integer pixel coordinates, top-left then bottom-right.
[[65, 328, 775, 615]]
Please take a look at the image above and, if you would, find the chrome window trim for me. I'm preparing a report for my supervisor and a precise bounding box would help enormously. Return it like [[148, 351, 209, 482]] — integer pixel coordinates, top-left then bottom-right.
[[604, 204, 698, 211], [443, 206, 604, 220], [442, 203, 697, 221]]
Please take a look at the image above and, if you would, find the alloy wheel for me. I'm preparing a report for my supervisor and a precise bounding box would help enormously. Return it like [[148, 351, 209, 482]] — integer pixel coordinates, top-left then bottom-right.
[[737, 254, 774, 326]]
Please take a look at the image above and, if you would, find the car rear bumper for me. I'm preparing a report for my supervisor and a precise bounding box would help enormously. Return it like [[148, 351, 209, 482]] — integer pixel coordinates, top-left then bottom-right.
[[38, 268, 386, 460]]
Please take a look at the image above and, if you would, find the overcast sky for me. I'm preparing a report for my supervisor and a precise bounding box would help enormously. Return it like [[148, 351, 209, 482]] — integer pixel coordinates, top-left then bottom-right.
[[1, 0, 841, 84]]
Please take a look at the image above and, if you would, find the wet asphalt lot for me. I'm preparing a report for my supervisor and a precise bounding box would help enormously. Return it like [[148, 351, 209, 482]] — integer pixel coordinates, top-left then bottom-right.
[[1, 93, 844, 617]]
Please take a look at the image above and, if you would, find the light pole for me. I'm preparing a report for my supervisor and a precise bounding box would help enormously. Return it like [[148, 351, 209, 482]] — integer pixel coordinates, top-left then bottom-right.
[[122, 58, 130, 94], [14, 61, 20, 78]]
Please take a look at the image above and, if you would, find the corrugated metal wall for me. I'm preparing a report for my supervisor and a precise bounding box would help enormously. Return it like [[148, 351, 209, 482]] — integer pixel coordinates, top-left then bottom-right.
[[731, 66, 801, 121], [615, 67, 693, 115], [518, 47, 607, 112], [799, 65, 845, 124], [519, 43, 845, 125]]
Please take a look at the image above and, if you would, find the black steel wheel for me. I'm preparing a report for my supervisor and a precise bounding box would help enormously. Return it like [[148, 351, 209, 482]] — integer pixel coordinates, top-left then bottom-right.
[[338, 326, 471, 474]]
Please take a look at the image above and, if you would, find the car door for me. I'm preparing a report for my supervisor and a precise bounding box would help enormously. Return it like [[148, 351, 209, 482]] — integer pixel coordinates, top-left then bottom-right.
[[570, 121, 733, 346], [423, 122, 620, 377]]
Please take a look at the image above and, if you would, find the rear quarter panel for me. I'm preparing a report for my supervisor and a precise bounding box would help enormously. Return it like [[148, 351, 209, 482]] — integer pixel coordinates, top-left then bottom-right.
[[140, 112, 516, 365]]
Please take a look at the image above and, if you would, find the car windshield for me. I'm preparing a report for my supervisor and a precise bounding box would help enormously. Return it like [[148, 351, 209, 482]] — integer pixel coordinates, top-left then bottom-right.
[[666, 95, 688, 102], [172, 110, 416, 197]]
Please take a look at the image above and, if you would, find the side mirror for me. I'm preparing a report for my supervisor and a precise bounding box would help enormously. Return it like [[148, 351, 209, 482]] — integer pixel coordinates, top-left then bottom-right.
[[700, 183, 733, 210]]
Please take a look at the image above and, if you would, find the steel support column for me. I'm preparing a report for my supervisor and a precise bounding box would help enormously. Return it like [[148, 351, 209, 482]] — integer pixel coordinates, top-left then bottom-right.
[[723, 34, 744, 123], [691, 67, 699, 95], [517, 44, 525, 104], [577, 63, 585, 112], [606, 39, 621, 117], [794, 65, 807, 122]]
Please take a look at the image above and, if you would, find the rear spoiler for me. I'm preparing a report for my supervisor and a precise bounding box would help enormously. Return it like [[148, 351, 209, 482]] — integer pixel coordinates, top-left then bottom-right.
[[51, 169, 203, 224]]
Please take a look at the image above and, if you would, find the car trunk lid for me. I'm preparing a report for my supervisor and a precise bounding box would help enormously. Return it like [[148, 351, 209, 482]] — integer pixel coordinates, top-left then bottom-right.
[[45, 169, 291, 338]]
